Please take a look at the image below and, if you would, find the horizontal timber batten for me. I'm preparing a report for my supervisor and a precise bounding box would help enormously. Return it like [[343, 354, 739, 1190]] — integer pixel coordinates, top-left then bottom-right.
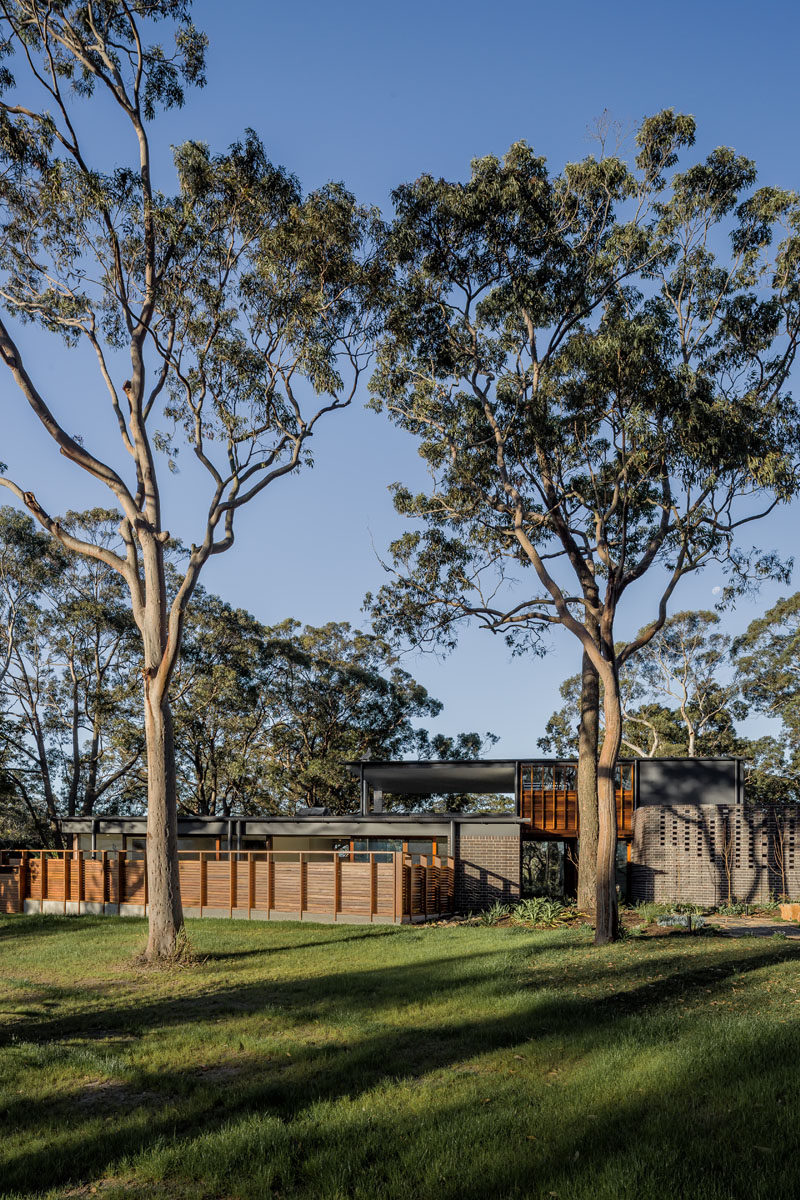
[[0, 850, 454, 925]]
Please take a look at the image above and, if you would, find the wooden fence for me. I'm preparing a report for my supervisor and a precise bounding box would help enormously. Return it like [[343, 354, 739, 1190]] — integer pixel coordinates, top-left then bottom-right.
[[0, 849, 455, 924]]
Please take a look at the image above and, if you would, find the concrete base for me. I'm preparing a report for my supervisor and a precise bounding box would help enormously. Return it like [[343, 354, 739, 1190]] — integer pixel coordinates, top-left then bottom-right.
[[15, 901, 409, 926], [24, 898, 130, 917]]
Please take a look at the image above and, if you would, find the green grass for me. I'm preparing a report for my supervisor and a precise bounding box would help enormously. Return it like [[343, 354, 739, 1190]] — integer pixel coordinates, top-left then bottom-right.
[[2, 915, 800, 1200]]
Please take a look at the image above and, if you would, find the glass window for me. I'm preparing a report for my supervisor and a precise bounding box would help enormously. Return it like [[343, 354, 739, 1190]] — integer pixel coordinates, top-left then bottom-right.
[[352, 837, 402, 863], [522, 840, 564, 898]]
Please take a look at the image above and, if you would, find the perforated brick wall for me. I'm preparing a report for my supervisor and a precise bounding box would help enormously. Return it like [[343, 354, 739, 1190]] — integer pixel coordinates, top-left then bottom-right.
[[455, 834, 521, 910], [631, 804, 800, 905]]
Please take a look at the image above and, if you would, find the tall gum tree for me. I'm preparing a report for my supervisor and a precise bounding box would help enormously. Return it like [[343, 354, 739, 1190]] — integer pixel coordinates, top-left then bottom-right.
[[368, 112, 800, 942], [541, 612, 744, 761], [0, 1, 383, 957]]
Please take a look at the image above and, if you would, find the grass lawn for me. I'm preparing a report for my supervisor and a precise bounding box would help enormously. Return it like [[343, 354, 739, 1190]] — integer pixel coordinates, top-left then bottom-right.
[[2, 915, 800, 1200]]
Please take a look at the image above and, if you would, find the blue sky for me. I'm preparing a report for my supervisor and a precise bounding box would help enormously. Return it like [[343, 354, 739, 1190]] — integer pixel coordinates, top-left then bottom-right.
[[4, 0, 800, 754]]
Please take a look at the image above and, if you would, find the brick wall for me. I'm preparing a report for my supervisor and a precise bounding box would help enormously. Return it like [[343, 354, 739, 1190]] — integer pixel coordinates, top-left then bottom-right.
[[631, 804, 800, 906], [455, 834, 521, 910]]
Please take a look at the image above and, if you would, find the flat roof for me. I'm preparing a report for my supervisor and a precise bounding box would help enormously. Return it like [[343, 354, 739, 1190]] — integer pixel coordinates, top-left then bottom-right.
[[346, 759, 518, 793], [345, 755, 744, 795], [58, 813, 521, 836]]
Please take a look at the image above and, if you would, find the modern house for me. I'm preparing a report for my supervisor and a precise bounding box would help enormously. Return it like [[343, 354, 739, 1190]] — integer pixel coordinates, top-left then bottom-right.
[[3, 753, 794, 920]]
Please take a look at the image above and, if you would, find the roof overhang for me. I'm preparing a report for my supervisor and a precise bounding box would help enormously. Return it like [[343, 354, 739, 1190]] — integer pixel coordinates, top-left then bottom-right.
[[346, 759, 517, 794]]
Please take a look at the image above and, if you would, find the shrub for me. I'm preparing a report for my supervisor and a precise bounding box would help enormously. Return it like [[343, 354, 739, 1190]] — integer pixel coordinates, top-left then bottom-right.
[[716, 901, 751, 916], [657, 913, 707, 932], [512, 897, 566, 927], [633, 901, 673, 923], [478, 901, 511, 926]]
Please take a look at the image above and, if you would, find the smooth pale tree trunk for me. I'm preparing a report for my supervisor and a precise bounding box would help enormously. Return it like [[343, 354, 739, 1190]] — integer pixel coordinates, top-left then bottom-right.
[[139, 540, 185, 961], [143, 684, 183, 959], [595, 666, 622, 945], [576, 647, 599, 913]]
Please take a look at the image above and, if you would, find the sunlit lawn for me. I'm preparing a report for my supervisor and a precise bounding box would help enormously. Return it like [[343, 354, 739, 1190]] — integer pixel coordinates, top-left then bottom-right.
[[2, 914, 800, 1200]]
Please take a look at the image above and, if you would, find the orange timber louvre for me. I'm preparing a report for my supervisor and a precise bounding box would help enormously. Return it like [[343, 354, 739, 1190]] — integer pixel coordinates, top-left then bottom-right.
[[519, 762, 636, 839], [0, 849, 454, 923]]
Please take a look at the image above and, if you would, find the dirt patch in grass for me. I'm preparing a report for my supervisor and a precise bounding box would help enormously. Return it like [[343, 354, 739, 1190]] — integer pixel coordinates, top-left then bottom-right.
[[75, 1079, 165, 1110]]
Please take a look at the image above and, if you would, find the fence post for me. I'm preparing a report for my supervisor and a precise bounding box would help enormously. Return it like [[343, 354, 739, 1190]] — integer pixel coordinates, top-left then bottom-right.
[[369, 853, 377, 923], [63, 849, 69, 913], [40, 849, 46, 906], [18, 850, 28, 913], [78, 850, 84, 911], [393, 852, 403, 923], [118, 850, 126, 906], [248, 852, 254, 920], [298, 851, 305, 918], [266, 852, 273, 918], [230, 851, 236, 918], [333, 852, 341, 922], [200, 851, 207, 915], [101, 850, 107, 910]]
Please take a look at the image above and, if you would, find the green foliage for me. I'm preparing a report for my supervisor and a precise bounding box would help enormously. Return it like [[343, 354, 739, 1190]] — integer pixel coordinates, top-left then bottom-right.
[[477, 901, 511, 925], [521, 840, 564, 898], [716, 901, 753, 916], [656, 913, 707, 931], [632, 900, 674, 923], [368, 112, 800, 944], [369, 120, 800, 659], [512, 897, 567, 926], [171, 595, 491, 817], [734, 593, 800, 800], [0, 507, 143, 842]]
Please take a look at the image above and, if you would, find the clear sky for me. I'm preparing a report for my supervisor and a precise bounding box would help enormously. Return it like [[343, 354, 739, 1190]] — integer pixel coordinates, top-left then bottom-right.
[[3, 0, 800, 754]]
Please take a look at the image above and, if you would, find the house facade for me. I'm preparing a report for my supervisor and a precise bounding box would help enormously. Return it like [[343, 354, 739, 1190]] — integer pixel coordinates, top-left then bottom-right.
[[7, 753, 794, 921], [36, 754, 765, 918]]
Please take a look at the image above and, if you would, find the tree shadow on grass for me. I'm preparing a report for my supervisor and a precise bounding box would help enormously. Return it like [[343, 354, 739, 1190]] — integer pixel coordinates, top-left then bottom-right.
[[2, 940, 799, 1196], [200, 927, 404, 962], [0, 914, 130, 942]]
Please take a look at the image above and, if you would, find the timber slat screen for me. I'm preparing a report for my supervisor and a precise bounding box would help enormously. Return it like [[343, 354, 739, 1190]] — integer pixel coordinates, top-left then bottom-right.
[[0, 850, 455, 923], [520, 763, 635, 838]]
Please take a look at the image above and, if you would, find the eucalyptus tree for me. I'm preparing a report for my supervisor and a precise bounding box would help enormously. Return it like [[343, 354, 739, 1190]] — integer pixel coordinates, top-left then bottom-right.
[[0, 508, 142, 838], [257, 620, 469, 814], [0, 504, 60, 685], [734, 593, 800, 778], [0, 2, 382, 956], [369, 113, 800, 941], [541, 611, 742, 759], [172, 604, 455, 817], [170, 591, 274, 818], [42, 510, 142, 817]]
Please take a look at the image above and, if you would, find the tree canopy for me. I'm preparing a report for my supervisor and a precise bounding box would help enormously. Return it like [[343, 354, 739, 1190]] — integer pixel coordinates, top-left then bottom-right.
[[368, 112, 800, 941], [0, 0, 385, 956]]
